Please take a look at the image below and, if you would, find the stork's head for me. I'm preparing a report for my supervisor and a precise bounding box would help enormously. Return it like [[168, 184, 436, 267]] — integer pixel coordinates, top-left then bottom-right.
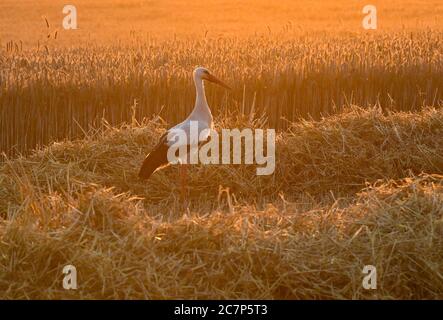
[[194, 67, 231, 89]]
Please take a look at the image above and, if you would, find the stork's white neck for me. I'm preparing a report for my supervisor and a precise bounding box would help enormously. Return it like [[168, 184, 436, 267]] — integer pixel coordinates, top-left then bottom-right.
[[195, 76, 207, 108], [189, 75, 212, 122]]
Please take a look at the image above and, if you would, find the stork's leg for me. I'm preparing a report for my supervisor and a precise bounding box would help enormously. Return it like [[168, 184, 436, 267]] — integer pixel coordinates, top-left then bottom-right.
[[179, 164, 188, 208]]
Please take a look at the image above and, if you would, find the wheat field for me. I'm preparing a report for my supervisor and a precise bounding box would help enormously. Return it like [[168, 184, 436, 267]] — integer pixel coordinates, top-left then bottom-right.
[[1, 0, 443, 299], [2, 31, 443, 156]]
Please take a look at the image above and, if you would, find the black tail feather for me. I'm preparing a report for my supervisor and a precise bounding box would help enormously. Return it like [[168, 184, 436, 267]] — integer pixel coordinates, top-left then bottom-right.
[[138, 141, 169, 180]]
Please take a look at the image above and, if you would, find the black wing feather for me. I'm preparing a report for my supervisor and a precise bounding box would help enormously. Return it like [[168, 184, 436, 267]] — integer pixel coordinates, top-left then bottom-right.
[[138, 129, 212, 180], [138, 132, 169, 180]]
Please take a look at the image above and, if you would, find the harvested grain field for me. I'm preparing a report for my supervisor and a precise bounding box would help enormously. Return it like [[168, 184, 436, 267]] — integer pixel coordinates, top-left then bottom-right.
[[1, 0, 443, 300], [1, 107, 443, 299]]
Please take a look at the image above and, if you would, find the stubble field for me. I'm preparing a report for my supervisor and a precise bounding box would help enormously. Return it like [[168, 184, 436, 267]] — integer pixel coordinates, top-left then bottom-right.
[[0, 0, 443, 299]]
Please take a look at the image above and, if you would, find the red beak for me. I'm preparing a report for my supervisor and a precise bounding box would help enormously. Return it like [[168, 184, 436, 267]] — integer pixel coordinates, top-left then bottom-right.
[[205, 73, 231, 90]]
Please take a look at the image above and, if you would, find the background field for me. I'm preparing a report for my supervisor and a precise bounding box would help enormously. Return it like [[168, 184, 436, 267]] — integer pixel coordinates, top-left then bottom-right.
[[2, 0, 443, 46], [2, 0, 443, 155], [1, 1, 443, 299]]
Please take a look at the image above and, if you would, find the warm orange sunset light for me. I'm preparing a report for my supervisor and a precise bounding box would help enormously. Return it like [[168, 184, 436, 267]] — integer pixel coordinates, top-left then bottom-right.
[[1, 0, 443, 306], [2, 0, 443, 45]]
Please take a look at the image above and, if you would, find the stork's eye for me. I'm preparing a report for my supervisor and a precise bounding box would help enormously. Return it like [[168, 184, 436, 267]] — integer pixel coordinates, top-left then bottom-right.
[[204, 70, 210, 75]]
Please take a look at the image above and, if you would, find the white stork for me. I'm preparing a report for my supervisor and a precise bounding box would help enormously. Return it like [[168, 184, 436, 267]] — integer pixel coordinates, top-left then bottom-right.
[[138, 67, 231, 183]]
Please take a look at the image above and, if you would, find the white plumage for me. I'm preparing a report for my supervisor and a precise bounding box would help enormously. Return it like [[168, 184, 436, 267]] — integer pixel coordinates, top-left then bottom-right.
[[139, 67, 230, 179]]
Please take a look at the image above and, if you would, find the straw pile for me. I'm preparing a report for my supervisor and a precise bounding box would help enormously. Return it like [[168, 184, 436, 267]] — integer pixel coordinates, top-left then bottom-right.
[[0, 107, 442, 299]]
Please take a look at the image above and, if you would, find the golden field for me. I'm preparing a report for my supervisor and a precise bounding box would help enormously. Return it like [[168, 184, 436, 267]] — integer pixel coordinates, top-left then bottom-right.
[[2, 0, 443, 155], [1, 0, 443, 45], [1, 107, 443, 299], [1, 0, 443, 299], [2, 31, 443, 156]]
